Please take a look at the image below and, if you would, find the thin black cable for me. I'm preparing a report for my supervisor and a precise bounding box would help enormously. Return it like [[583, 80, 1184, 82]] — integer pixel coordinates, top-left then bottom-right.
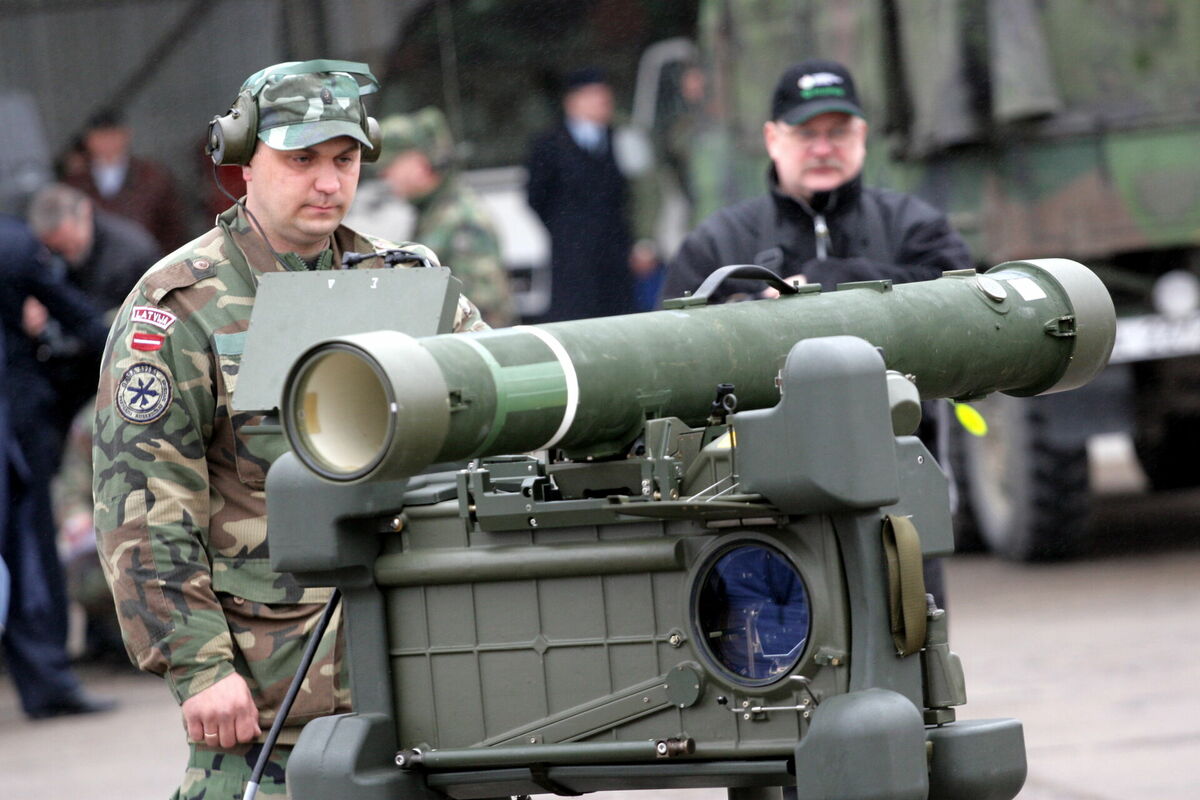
[[243, 588, 342, 800], [210, 161, 294, 272]]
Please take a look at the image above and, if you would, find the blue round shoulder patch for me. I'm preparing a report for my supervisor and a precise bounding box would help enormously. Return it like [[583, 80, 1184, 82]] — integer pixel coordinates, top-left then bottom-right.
[[116, 362, 173, 424]]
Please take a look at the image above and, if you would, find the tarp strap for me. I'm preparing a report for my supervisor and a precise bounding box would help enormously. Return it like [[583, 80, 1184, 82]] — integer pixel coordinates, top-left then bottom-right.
[[883, 514, 928, 656]]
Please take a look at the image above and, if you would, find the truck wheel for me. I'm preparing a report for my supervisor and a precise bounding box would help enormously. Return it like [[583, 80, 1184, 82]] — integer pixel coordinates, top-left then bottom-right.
[[945, 423, 985, 553], [961, 394, 1091, 561], [1135, 415, 1200, 491]]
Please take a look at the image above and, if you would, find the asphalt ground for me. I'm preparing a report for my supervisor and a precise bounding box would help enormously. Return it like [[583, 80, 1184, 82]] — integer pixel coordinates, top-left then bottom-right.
[[3, 488, 1199, 800]]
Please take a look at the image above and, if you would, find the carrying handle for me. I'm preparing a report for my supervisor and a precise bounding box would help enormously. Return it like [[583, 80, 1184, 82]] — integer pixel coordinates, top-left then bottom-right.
[[669, 264, 801, 308]]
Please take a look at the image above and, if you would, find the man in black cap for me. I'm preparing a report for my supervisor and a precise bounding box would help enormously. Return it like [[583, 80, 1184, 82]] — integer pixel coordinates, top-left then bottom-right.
[[527, 68, 650, 321], [662, 59, 970, 604], [662, 58, 972, 301]]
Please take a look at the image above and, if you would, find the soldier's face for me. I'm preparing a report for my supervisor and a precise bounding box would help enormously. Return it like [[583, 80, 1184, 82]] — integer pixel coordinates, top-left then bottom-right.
[[383, 151, 438, 200], [242, 137, 361, 256], [764, 113, 867, 201]]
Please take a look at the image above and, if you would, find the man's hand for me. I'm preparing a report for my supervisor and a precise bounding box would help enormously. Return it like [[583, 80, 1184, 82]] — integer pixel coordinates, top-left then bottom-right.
[[182, 672, 262, 749], [760, 273, 807, 299], [22, 297, 48, 338], [629, 241, 659, 278]]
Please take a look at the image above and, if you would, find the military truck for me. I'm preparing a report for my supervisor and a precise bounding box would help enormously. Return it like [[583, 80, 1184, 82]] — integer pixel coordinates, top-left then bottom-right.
[[683, 0, 1200, 560]]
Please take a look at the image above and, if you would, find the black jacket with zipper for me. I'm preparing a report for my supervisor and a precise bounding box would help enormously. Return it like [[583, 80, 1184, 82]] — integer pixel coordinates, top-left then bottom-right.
[[661, 170, 973, 303]]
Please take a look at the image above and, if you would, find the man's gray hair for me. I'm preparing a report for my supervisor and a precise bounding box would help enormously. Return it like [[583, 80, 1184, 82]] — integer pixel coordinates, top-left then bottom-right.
[[28, 183, 90, 235]]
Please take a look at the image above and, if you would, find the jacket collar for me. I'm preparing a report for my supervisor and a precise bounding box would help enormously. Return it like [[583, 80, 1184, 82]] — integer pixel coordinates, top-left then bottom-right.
[[767, 165, 863, 218], [216, 202, 368, 280]]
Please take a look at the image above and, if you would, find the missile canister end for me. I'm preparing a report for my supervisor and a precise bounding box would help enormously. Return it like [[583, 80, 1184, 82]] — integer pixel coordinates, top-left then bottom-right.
[[282, 331, 450, 483], [987, 259, 1116, 394]]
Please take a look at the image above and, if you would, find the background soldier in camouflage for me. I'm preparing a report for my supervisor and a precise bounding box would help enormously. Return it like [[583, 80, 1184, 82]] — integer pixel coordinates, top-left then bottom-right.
[[377, 107, 518, 327], [93, 62, 486, 799]]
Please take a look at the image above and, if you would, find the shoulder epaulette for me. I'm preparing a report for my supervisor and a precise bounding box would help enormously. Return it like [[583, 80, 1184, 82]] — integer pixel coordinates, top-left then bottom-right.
[[141, 256, 221, 305]]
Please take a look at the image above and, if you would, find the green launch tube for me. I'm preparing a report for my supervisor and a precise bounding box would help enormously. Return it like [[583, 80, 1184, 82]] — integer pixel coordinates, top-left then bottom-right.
[[281, 259, 1114, 483]]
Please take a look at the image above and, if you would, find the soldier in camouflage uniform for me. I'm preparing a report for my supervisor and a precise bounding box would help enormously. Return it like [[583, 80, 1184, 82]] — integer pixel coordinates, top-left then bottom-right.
[[93, 62, 487, 799], [378, 107, 518, 327]]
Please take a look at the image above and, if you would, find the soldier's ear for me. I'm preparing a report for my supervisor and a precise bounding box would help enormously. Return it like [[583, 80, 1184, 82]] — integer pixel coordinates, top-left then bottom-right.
[[240, 141, 264, 183]]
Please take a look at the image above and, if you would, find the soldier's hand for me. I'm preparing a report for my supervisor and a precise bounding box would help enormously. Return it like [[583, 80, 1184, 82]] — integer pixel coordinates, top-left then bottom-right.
[[182, 672, 262, 748]]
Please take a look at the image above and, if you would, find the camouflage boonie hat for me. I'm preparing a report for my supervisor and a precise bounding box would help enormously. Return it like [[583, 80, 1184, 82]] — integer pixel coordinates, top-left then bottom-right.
[[242, 61, 377, 150], [379, 107, 455, 167]]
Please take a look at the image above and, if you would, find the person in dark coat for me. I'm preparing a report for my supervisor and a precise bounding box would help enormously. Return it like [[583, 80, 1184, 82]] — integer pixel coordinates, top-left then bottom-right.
[[0, 213, 114, 719], [25, 183, 158, 457], [29, 183, 161, 313], [662, 59, 974, 606], [663, 59, 972, 301], [526, 68, 646, 321], [63, 110, 188, 255]]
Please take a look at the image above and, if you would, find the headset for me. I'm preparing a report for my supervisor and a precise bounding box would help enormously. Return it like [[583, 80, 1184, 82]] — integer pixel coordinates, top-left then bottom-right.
[[206, 59, 382, 166]]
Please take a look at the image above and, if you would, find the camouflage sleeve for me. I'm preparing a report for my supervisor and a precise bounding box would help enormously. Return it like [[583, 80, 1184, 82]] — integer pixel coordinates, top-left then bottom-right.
[[441, 223, 517, 329], [52, 402, 97, 530], [365, 234, 491, 334], [452, 286, 489, 333], [93, 298, 236, 704]]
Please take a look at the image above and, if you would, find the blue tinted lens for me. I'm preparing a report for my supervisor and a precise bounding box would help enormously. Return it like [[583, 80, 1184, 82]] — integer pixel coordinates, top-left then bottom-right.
[[696, 544, 810, 682]]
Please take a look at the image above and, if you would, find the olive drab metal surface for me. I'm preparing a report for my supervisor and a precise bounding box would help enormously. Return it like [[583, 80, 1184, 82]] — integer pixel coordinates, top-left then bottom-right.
[[233, 267, 461, 413], [241, 261, 1115, 799], [278, 259, 1112, 484]]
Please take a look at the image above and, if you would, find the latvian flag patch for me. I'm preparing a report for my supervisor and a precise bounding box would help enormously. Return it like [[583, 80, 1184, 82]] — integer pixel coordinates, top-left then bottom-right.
[[131, 332, 165, 351]]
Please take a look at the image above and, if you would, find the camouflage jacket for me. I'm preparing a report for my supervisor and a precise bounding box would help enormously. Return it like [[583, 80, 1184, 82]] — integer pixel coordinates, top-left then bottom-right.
[[412, 175, 518, 328], [93, 204, 485, 738]]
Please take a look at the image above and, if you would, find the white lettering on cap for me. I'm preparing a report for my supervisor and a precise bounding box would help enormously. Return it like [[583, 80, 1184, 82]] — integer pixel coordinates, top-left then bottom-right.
[[799, 72, 844, 91]]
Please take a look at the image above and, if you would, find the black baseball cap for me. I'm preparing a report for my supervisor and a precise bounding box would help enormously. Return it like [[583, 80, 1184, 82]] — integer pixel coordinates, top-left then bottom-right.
[[770, 59, 864, 124], [565, 67, 609, 93]]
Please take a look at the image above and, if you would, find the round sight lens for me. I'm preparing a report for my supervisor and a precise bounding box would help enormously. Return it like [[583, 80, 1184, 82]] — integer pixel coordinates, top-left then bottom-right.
[[694, 544, 810, 684], [292, 347, 392, 478]]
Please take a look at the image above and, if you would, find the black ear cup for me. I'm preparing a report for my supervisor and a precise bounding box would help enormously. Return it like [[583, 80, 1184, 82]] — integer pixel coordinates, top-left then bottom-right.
[[361, 116, 382, 163], [206, 92, 258, 166]]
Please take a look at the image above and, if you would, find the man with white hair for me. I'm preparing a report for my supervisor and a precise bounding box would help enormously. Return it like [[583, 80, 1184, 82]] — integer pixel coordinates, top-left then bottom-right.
[[663, 58, 972, 301]]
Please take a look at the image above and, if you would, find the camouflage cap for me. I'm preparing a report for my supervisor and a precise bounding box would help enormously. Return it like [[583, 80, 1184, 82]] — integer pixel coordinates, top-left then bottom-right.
[[243, 61, 379, 151], [379, 107, 455, 167]]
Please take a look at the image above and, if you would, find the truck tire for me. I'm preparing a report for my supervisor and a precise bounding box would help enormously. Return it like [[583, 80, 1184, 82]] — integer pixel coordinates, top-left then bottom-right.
[[961, 394, 1091, 561], [1135, 415, 1200, 492]]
